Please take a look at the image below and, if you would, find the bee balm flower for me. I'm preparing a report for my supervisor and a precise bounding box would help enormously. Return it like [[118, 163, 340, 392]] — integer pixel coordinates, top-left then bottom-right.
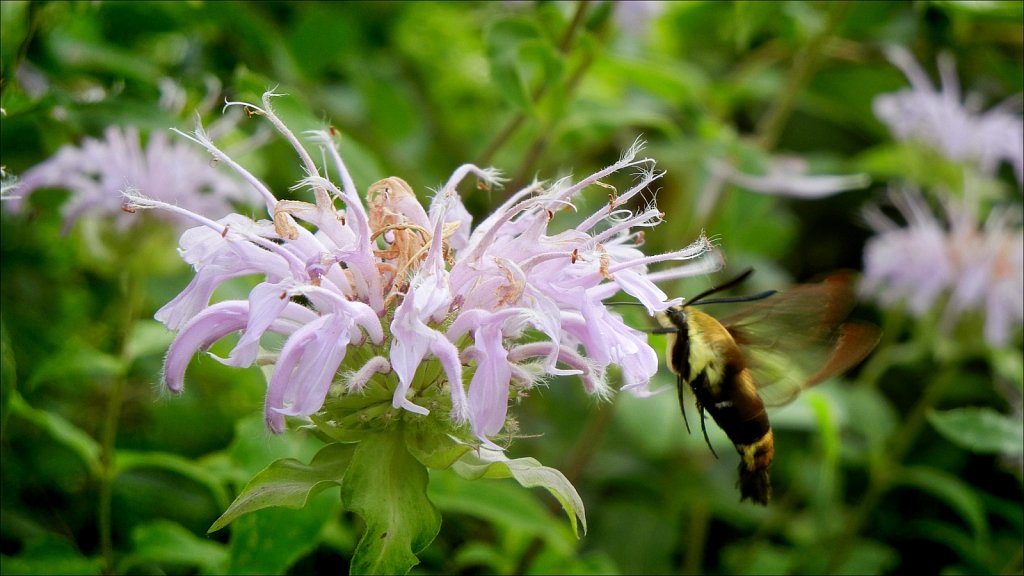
[[862, 188, 1023, 346], [873, 46, 1023, 187], [129, 91, 720, 444], [10, 125, 249, 232]]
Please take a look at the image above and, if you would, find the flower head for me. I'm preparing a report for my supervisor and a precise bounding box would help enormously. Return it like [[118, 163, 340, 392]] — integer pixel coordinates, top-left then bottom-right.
[[136, 91, 720, 444], [8, 125, 250, 232], [862, 187, 1023, 346], [873, 46, 1024, 187]]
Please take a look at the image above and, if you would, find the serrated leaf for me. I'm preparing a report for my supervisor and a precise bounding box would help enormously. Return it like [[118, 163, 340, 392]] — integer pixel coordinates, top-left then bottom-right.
[[118, 519, 228, 574], [342, 432, 440, 575], [451, 447, 586, 538], [927, 407, 1024, 455], [209, 442, 354, 533]]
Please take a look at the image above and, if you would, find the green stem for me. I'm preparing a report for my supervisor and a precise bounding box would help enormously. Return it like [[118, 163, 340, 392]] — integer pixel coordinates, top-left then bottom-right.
[[507, 19, 605, 191], [561, 398, 616, 487], [681, 498, 710, 575], [756, 1, 852, 150], [98, 272, 143, 575], [475, 1, 592, 168]]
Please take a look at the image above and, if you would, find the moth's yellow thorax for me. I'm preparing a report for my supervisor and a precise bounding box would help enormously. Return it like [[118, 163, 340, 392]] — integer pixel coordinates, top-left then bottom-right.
[[685, 308, 737, 394]]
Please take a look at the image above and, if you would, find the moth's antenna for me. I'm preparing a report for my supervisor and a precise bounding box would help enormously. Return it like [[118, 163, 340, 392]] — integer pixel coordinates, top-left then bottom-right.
[[686, 268, 755, 305], [691, 291, 777, 306]]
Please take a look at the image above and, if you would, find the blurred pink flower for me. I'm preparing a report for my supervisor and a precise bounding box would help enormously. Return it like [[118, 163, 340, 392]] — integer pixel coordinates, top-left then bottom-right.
[[129, 91, 721, 443], [8, 125, 249, 232], [709, 156, 870, 199], [862, 188, 1023, 346], [874, 46, 1024, 187]]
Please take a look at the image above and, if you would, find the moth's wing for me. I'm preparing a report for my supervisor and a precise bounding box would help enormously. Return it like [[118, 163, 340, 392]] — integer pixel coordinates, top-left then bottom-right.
[[720, 274, 880, 407]]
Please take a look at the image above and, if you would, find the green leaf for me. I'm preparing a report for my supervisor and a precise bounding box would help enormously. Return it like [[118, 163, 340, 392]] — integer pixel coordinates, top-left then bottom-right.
[[8, 390, 101, 476], [892, 466, 989, 542], [927, 407, 1024, 455], [118, 519, 228, 574], [26, 346, 125, 390], [115, 450, 231, 510], [47, 20, 163, 83], [450, 541, 508, 573], [209, 442, 354, 533], [342, 431, 441, 575], [226, 489, 341, 575], [732, 1, 784, 51], [404, 425, 472, 470], [600, 55, 709, 106], [451, 448, 586, 538], [427, 470, 575, 555], [833, 538, 900, 575]]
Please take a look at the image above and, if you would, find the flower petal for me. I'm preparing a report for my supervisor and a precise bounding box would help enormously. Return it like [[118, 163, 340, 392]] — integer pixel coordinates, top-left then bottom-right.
[[265, 313, 351, 432]]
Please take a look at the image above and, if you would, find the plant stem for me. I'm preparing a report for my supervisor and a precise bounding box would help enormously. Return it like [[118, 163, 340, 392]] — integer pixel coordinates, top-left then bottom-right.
[[756, 1, 852, 150], [98, 272, 142, 575], [562, 398, 616, 487], [475, 1, 592, 168], [681, 499, 710, 575], [507, 24, 604, 191]]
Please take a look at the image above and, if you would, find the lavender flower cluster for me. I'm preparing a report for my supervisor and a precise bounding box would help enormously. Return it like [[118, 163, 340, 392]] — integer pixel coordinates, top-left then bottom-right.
[[126, 92, 720, 444]]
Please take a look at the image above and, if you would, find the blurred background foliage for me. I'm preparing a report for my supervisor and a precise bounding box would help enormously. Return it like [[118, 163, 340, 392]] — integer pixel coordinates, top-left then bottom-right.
[[1, 1, 1022, 574]]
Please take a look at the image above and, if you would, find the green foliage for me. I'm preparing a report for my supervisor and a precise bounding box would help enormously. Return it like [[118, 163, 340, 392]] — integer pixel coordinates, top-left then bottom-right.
[[0, 535, 103, 576], [451, 449, 587, 539], [209, 442, 353, 533], [928, 407, 1024, 456], [118, 520, 228, 574], [2, 1, 1021, 575], [341, 432, 440, 575], [225, 491, 341, 575]]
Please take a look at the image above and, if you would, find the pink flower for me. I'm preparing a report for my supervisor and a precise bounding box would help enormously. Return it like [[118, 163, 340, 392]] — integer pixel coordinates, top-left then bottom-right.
[[708, 157, 870, 199], [9, 125, 250, 232], [862, 188, 1023, 346], [129, 91, 720, 442], [874, 46, 1024, 188]]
